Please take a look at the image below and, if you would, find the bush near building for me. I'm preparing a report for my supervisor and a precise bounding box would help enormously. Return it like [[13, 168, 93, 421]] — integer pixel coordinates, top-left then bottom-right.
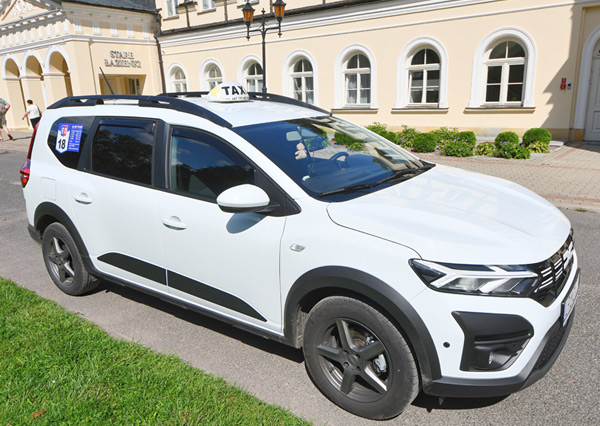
[[441, 139, 474, 157], [522, 128, 552, 146], [412, 133, 438, 152], [475, 141, 495, 156], [494, 131, 530, 159]]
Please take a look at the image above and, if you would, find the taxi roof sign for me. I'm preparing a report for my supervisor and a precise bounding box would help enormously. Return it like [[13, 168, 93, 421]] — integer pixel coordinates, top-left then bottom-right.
[[207, 81, 250, 103]]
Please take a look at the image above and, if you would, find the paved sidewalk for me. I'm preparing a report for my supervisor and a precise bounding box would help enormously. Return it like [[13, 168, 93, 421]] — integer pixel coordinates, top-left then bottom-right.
[[419, 142, 600, 212], [3, 129, 599, 212]]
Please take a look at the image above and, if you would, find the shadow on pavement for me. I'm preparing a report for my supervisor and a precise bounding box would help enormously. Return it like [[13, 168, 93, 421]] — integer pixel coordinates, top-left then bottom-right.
[[96, 278, 306, 364], [412, 392, 508, 412]]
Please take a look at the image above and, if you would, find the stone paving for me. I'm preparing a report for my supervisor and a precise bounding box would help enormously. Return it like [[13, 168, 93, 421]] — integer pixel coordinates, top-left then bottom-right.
[[419, 141, 600, 212], [3, 129, 600, 212]]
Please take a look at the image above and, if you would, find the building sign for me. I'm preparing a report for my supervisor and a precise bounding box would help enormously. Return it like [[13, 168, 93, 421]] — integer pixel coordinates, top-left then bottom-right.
[[104, 51, 142, 68]]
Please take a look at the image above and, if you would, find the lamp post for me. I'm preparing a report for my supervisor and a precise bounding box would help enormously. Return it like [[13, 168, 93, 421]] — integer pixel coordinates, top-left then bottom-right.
[[242, 0, 286, 94]]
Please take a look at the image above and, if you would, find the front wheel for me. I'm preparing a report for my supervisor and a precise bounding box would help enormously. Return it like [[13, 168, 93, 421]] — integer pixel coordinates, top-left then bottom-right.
[[41, 222, 98, 295], [303, 296, 419, 420]]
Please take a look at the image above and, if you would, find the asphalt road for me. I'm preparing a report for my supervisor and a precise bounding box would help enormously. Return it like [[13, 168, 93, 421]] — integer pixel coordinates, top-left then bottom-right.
[[1, 148, 599, 425]]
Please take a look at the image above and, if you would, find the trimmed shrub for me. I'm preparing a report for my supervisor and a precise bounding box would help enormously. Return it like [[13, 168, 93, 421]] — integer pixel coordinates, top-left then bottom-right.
[[474, 142, 495, 156], [528, 140, 550, 154], [430, 127, 460, 144], [494, 131, 520, 145], [441, 140, 473, 157], [494, 139, 530, 159], [458, 131, 477, 149], [366, 122, 399, 144], [397, 125, 419, 148], [334, 131, 364, 150], [522, 128, 552, 147], [412, 133, 437, 153]]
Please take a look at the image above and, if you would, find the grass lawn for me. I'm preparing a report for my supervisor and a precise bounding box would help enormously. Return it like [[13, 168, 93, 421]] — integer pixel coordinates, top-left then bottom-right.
[[0, 279, 310, 425]]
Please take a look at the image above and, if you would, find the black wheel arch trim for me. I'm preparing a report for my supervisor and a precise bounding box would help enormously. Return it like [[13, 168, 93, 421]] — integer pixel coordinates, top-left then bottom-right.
[[284, 266, 442, 385], [33, 202, 94, 272]]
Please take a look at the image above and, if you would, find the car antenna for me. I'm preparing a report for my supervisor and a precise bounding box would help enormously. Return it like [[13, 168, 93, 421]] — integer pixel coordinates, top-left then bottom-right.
[[99, 67, 115, 95]]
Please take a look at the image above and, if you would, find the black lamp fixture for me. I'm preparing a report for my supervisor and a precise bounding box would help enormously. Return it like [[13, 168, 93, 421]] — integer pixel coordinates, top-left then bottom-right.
[[242, 0, 286, 93]]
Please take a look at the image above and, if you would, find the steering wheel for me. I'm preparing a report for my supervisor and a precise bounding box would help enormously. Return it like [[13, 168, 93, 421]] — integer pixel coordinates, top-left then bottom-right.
[[330, 151, 350, 161]]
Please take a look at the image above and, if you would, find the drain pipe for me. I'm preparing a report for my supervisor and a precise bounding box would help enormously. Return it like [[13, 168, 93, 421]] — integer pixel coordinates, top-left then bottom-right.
[[154, 9, 166, 94]]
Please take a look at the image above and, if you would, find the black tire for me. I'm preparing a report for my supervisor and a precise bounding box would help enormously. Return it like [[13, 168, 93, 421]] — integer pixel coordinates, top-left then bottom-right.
[[303, 296, 419, 420], [41, 222, 98, 296]]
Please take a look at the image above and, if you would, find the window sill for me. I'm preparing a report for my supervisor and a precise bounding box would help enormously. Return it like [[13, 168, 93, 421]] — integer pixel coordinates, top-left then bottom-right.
[[197, 7, 217, 14], [465, 106, 535, 113], [163, 15, 179, 21], [392, 107, 448, 114], [331, 107, 379, 114]]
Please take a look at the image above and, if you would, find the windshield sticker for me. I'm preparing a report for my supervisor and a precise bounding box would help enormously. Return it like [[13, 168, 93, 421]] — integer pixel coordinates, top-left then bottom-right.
[[55, 123, 84, 154]]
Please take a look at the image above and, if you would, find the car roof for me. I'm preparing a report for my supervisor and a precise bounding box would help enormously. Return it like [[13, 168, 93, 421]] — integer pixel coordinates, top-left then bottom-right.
[[181, 96, 328, 128]]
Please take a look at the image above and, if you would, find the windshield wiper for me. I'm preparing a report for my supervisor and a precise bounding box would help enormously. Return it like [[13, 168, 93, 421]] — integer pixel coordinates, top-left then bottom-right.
[[318, 163, 435, 198]]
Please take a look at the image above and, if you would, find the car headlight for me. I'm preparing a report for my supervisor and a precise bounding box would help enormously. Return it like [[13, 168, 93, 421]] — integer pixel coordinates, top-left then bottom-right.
[[409, 259, 540, 296]]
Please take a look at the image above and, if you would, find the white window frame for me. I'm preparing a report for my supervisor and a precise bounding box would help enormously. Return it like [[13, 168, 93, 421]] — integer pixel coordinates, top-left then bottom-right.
[[283, 50, 319, 106], [483, 41, 526, 106], [168, 63, 188, 93], [469, 27, 536, 108], [166, 0, 178, 17], [396, 37, 448, 109], [238, 55, 263, 93], [200, 59, 225, 91], [334, 44, 377, 109], [202, 0, 216, 11]]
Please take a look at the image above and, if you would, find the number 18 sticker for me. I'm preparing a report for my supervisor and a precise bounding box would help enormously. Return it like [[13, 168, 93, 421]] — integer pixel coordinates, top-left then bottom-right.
[[56, 124, 70, 153], [55, 123, 83, 154]]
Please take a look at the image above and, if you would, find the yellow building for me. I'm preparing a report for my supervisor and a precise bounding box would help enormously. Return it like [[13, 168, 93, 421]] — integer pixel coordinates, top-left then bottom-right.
[[2, 0, 600, 142], [0, 0, 160, 129]]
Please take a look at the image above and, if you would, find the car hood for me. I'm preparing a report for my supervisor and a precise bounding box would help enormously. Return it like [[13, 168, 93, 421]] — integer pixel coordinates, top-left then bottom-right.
[[326, 165, 570, 265]]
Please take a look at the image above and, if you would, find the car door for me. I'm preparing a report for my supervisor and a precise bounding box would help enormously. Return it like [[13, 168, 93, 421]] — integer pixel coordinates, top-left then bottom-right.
[[69, 118, 167, 294], [157, 127, 286, 332]]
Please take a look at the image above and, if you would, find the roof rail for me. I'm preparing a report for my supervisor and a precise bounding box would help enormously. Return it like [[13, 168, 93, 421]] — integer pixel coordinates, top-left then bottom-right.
[[47, 95, 233, 128], [160, 90, 331, 116]]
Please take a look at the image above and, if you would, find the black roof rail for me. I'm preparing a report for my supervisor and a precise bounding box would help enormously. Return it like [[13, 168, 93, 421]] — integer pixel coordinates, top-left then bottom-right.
[[160, 90, 331, 116], [47, 95, 233, 128]]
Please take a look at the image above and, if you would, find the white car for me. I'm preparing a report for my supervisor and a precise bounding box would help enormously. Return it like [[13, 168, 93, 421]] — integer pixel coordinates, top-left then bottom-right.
[[20, 82, 579, 419]]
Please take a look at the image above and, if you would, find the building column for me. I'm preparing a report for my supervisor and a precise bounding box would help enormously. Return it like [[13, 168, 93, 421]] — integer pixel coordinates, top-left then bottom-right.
[[3, 77, 27, 130], [43, 73, 70, 106]]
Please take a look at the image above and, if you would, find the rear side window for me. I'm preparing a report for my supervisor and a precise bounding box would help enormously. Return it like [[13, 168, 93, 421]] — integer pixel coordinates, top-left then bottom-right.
[[47, 116, 95, 169], [170, 127, 254, 201], [91, 119, 155, 185]]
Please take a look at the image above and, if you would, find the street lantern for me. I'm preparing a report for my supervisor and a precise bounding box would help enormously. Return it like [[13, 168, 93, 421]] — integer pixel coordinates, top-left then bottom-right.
[[242, 0, 286, 93]]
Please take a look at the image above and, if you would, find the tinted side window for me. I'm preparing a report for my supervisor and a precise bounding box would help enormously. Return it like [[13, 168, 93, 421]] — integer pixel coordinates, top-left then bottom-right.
[[170, 128, 253, 201], [92, 119, 155, 185], [47, 116, 95, 169]]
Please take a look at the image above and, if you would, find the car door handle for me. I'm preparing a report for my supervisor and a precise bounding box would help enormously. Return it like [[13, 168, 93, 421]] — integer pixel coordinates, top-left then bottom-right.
[[162, 216, 187, 230], [74, 193, 93, 205]]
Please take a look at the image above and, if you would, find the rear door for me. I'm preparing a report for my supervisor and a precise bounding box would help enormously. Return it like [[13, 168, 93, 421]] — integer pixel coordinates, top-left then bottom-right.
[[69, 118, 168, 293]]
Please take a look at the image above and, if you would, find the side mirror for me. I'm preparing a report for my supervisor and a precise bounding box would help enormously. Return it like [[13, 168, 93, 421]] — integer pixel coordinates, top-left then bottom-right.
[[217, 184, 272, 213]]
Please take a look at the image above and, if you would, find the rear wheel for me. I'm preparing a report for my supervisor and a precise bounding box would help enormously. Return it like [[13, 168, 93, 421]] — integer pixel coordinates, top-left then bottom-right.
[[303, 296, 419, 419], [42, 222, 98, 295]]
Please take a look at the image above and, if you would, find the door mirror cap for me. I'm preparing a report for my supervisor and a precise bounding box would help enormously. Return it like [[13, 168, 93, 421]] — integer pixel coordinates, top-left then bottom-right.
[[217, 184, 272, 213]]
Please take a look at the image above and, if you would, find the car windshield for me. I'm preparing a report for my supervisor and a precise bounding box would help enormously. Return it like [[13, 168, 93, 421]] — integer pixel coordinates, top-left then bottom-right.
[[233, 116, 432, 201]]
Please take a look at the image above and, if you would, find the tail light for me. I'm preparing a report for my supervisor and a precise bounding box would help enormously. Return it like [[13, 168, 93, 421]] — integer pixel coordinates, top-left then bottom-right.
[[20, 122, 39, 188]]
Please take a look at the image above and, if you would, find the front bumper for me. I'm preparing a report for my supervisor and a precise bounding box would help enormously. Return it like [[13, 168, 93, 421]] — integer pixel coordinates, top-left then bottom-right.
[[423, 270, 578, 398]]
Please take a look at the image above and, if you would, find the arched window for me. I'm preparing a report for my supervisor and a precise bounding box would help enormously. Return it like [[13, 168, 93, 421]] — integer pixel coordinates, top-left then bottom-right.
[[344, 53, 371, 105], [484, 41, 526, 104], [291, 58, 314, 104], [205, 64, 223, 89], [407, 48, 440, 105], [245, 62, 263, 92], [170, 66, 187, 92], [469, 28, 536, 108]]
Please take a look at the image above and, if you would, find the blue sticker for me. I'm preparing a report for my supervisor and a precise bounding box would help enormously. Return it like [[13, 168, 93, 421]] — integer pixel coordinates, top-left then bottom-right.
[[55, 123, 84, 154]]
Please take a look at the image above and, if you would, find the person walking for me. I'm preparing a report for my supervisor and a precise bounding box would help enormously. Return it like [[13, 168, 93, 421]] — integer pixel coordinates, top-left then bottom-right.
[[22, 99, 42, 129], [0, 97, 14, 142]]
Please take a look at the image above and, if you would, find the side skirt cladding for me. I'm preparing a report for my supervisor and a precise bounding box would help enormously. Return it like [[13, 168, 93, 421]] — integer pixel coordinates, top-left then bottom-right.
[[284, 266, 442, 388]]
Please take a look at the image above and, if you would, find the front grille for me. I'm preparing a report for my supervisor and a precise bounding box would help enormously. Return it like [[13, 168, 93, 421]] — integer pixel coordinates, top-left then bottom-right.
[[528, 230, 574, 307]]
